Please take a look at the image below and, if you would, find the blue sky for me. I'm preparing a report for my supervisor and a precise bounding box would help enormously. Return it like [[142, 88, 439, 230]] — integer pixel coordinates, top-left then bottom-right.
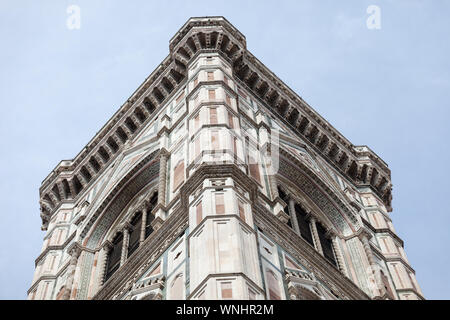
[[0, 1, 449, 299]]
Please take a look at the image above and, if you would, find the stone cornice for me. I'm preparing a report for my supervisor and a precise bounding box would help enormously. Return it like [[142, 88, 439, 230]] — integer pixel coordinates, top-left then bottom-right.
[[187, 272, 263, 300], [395, 288, 425, 300], [28, 259, 71, 294], [40, 55, 176, 190], [38, 59, 186, 228], [233, 53, 392, 209], [370, 243, 416, 274], [169, 16, 247, 54], [34, 231, 76, 266], [167, 17, 392, 209], [180, 163, 259, 209], [38, 16, 393, 231], [241, 50, 390, 173], [361, 216, 404, 247]]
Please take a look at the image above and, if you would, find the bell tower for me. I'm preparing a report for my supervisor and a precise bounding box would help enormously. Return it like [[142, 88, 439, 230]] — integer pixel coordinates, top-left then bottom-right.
[[29, 17, 423, 301]]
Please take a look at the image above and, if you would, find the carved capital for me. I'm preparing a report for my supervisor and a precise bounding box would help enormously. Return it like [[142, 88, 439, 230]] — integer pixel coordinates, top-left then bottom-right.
[[275, 209, 290, 224], [150, 216, 164, 232]]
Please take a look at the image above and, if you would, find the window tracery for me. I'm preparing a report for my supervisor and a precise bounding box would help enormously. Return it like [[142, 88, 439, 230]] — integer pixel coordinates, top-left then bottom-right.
[[277, 184, 340, 269], [104, 191, 159, 282]]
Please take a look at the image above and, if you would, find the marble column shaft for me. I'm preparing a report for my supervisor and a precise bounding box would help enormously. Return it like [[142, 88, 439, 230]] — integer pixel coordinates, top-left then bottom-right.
[[288, 199, 300, 235], [332, 236, 347, 276], [158, 152, 168, 207], [309, 217, 324, 255], [140, 207, 147, 244], [97, 245, 110, 288], [120, 228, 130, 266]]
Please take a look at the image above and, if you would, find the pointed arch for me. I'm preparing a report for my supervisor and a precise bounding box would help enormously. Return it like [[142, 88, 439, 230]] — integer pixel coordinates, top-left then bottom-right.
[[81, 150, 160, 249], [277, 147, 359, 236]]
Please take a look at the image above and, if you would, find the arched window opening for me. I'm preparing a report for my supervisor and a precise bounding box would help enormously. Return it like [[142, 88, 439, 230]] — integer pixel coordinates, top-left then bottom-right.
[[127, 212, 142, 257], [277, 186, 292, 227], [276, 184, 341, 267], [145, 192, 158, 239], [277, 186, 287, 202], [294, 204, 314, 247], [316, 222, 336, 266], [105, 233, 123, 281]]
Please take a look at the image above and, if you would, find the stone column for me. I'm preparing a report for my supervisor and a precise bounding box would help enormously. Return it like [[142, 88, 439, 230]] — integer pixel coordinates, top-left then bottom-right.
[[63, 244, 81, 300], [97, 242, 112, 288], [158, 150, 168, 208], [150, 150, 169, 231], [331, 234, 347, 276], [288, 199, 300, 235], [309, 217, 324, 255], [140, 206, 148, 244], [120, 225, 131, 266]]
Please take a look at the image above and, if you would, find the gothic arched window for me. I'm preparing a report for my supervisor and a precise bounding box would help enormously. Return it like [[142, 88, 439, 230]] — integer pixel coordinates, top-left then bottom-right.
[[105, 233, 123, 281], [127, 212, 142, 257], [277, 186, 291, 227], [294, 203, 314, 247], [316, 222, 337, 266], [145, 192, 158, 238]]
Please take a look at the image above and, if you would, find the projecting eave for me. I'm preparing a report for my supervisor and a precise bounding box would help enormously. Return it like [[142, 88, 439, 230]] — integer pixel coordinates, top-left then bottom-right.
[[169, 16, 246, 51], [40, 53, 174, 190], [241, 49, 391, 174], [233, 51, 392, 208], [38, 16, 393, 231]]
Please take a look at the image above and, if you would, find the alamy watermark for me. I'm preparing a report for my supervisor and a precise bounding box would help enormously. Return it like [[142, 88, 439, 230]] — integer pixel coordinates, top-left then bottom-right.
[[187, 126, 280, 176], [366, 5, 381, 30], [66, 5, 81, 30]]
